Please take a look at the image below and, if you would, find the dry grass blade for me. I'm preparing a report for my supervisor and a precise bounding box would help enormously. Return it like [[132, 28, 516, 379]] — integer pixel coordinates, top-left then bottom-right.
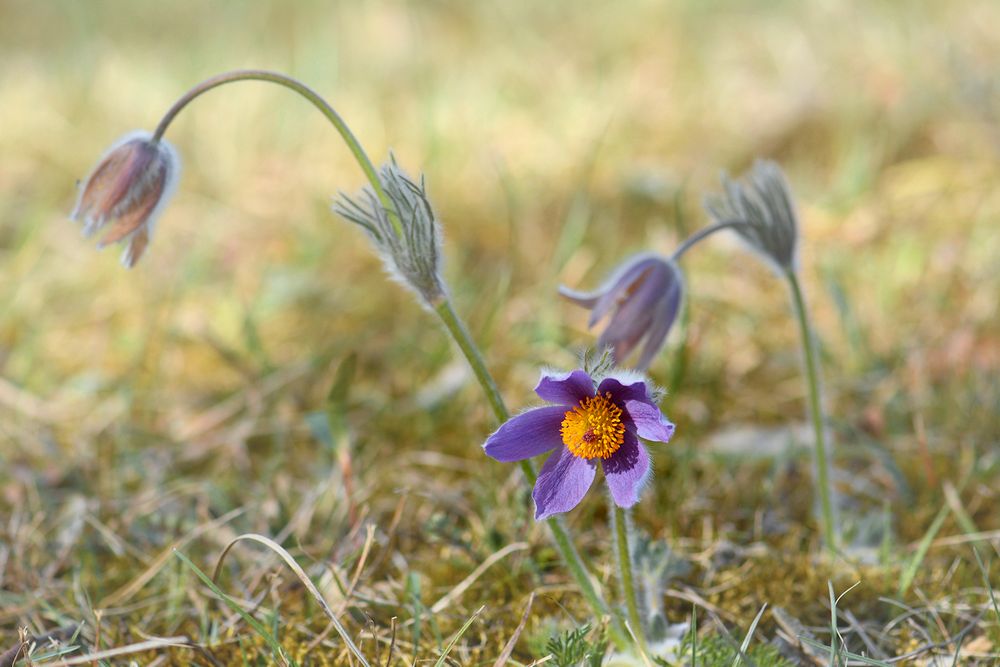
[[0, 377, 60, 422], [773, 607, 825, 666], [46, 636, 189, 666], [435, 605, 485, 667], [0, 634, 26, 667], [0, 625, 72, 667], [430, 542, 528, 614], [731, 604, 767, 667], [828, 583, 840, 667], [798, 638, 891, 666], [100, 507, 245, 608], [346, 523, 377, 597], [0, 626, 80, 667], [212, 532, 371, 667], [385, 617, 397, 667], [624, 625, 655, 667], [492, 592, 535, 667]]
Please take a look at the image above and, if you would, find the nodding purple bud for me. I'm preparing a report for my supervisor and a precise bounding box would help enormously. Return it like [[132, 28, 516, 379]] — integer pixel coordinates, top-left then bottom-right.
[[703, 159, 799, 274], [560, 254, 684, 371], [71, 131, 180, 268]]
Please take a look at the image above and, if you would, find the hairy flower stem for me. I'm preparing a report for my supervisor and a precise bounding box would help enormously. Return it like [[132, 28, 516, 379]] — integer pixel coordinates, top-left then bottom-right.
[[434, 299, 630, 650], [433, 299, 509, 424], [613, 504, 648, 655], [786, 270, 839, 553], [669, 219, 746, 263], [151, 69, 402, 238]]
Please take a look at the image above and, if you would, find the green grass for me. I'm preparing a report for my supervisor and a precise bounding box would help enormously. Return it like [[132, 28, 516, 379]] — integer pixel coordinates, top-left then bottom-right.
[[2, 0, 1000, 664]]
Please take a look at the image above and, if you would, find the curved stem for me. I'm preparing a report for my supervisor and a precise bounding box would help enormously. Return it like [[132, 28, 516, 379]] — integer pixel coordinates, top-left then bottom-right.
[[151, 69, 401, 237], [433, 297, 629, 649], [613, 504, 648, 655], [786, 270, 839, 553], [669, 220, 746, 262]]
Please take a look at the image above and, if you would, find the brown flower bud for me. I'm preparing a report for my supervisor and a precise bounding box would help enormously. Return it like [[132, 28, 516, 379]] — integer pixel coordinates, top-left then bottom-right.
[[71, 131, 180, 267]]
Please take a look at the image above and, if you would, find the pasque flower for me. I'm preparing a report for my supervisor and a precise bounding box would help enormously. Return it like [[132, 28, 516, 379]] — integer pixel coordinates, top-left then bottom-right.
[[560, 254, 683, 371], [484, 369, 674, 519], [703, 159, 799, 274], [71, 131, 180, 268], [333, 158, 445, 306]]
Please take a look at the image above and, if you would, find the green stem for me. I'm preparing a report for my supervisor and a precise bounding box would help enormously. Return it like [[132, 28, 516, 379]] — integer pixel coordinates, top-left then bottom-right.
[[786, 270, 839, 553], [434, 299, 509, 424], [550, 516, 629, 648], [669, 219, 747, 263], [433, 298, 629, 649], [151, 69, 402, 237], [613, 504, 648, 654]]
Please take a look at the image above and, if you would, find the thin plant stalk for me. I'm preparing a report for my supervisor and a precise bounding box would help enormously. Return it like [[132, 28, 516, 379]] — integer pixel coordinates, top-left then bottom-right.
[[612, 503, 648, 655], [787, 270, 839, 553], [153, 69, 629, 649], [434, 299, 508, 423], [435, 298, 630, 649], [669, 219, 746, 263], [151, 69, 401, 237]]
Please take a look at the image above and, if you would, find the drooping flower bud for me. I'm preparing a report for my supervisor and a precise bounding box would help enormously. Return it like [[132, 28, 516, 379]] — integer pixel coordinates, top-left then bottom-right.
[[703, 159, 799, 274], [560, 254, 684, 371], [333, 157, 445, 306], [71, 131, 180, 267]]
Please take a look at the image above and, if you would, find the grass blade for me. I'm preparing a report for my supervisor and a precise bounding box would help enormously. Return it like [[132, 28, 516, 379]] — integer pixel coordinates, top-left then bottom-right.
[[972, 547, 1000, 625], [898, 503, 949, 597], [798, 638, 891, 667], [828, 582, 839, 667], [213, 533, 371, 666], [434, 605, 484, 667], [731, 604, 767, 667], [174, 549, 292, 667], [492, 592, 535, 667], [691, 603, 697, 667]]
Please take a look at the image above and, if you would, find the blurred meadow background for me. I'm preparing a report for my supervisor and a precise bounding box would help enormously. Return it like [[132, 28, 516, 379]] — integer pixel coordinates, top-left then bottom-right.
[[2, 0, 1000, 664]]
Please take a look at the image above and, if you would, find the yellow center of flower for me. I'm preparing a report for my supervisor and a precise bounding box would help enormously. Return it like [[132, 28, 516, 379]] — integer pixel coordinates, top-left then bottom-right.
[[560, 393, 626, 460]]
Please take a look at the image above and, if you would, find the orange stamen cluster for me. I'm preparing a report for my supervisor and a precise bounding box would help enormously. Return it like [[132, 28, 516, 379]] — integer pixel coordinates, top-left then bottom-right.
[[560, 392, 626, 460]]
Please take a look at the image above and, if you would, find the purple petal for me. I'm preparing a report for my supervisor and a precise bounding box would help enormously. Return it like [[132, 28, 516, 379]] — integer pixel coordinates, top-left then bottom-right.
[[597, 302, 654, 363], [484, 406, 565, 462], [534, 369, 595, 405], [533, 447, 597, 520], [602, 432, 650, 508], [598, 262, 671, 358], [597, 375, 652, 406], [633, 303, 672, 371], [634, 272, 683, 371], [624, 399, 675, 444], [558, 285, 601, 308], [586, 256, 661, 327]]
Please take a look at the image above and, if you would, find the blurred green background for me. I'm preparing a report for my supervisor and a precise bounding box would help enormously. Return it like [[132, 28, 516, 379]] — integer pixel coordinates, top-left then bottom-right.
[[2, 0, 997, 411], [1, 0, 999, 661]]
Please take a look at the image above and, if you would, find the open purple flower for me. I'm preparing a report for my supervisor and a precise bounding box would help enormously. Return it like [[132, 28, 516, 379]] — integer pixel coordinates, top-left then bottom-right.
[[484, 369, 675, 520], [560, 254, 683, 371]]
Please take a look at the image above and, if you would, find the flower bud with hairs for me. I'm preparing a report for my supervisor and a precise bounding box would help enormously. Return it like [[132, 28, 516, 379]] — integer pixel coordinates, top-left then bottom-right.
[[333, 157, 446, 307], [71, 131, 180, 267], [704, 159, 799, 274]]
